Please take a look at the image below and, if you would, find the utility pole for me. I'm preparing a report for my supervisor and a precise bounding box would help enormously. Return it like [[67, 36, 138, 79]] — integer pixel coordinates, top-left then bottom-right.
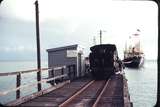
[[0, 0, 3, 4], [100, 30, 102, 44], [35, 0, 41, 91], [99, 30, 106, 44]]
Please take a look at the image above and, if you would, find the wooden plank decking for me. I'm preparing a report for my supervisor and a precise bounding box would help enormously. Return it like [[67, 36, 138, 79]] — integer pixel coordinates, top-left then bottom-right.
[[6, 74, 132, 107]]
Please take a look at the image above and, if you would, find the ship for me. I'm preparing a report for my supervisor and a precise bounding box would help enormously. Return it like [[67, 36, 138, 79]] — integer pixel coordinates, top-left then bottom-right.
[[123, 29, 144, 68]]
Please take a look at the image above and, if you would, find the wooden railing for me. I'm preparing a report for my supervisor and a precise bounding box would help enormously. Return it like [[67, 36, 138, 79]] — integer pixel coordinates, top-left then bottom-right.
[[0, 64, 76, 103]]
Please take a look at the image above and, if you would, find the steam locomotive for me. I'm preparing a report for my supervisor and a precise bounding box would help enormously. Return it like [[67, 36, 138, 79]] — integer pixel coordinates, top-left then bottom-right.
[[89, 44, 123, 80]]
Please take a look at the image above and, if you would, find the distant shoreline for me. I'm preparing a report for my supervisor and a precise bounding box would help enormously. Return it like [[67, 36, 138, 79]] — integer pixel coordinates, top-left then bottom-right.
[[0, 60, 48, 62]]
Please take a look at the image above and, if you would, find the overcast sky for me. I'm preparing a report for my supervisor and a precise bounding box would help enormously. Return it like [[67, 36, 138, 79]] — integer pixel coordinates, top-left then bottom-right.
[[0, 0, 158, 60]]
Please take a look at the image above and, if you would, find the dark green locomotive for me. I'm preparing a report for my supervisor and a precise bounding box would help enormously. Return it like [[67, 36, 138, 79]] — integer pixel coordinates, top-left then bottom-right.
[[89, 44, 123, 80]]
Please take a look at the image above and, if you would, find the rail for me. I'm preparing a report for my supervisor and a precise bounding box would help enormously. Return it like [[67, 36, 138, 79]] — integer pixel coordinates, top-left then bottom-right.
[[59, 80, 95, 107], [0, 64, 76, 103], [92, 79, 111, 107], [59, 79, 111, 107]]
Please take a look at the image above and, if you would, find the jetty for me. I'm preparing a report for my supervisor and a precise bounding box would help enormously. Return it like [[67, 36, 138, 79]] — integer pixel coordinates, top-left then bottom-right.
[[0, 43, 132, 107], [0, 64, 132, 107]]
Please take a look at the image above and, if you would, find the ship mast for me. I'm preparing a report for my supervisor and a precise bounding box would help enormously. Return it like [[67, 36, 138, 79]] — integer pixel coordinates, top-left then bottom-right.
[[125, 40, 127, 52], [132, 29, 141, 53]]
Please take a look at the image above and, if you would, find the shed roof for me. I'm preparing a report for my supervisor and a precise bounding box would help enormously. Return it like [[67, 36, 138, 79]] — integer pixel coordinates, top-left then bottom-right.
[[47, 44, 78, 52]]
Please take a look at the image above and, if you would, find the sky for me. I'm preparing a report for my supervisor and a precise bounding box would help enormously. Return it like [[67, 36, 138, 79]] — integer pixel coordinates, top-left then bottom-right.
[[0, 0, 158, 60]]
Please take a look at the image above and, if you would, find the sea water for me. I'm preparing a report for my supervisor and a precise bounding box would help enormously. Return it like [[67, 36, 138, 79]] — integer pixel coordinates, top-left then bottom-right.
[[125, 60, 157, 107], [0, 61, 49, 104], [0, 60, 158, 106]]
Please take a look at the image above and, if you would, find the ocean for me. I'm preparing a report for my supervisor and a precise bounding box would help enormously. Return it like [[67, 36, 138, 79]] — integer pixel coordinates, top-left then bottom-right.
[[0, 60, 158, 106], [0, 61, 49, 104], [125, 60, 157, 107]]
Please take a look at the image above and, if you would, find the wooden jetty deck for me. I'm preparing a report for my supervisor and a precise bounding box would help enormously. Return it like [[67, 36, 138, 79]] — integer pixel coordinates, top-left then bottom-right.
[[5, 73, 132, 107]]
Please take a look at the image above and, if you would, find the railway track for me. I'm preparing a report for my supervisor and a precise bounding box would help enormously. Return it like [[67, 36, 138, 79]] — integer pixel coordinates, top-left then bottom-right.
[[59, 78, 111, 107], [18, 74, 126, 107], [93, 75, 124, 107]]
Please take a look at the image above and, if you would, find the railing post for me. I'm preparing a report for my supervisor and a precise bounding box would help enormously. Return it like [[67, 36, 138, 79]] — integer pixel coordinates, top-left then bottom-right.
[[52, 69, 55, 85], [73, 65, 76, 79], [61, 67, 64, 81], [16, 73, 21, 99], [68, 66, 71, 79]]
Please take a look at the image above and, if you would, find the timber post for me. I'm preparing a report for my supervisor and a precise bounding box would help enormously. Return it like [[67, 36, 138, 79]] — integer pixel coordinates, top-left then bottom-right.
[[61, 67, 64, 81], [16, 72, 21, 99], [35, 0, 42, 91], [73, 65, 76, 79], [52, 69, 55, 85], [68, 66, 71, 80]]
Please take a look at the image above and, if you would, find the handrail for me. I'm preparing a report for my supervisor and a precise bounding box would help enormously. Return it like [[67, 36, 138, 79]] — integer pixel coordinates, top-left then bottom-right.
[[0, 65, 68, 101], [0, 74, 67, 96], [0, 66, 66, 76]]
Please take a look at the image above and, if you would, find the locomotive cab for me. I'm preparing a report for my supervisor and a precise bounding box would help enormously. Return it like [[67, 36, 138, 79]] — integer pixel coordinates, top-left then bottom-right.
[[89, 44, 121, 80]]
